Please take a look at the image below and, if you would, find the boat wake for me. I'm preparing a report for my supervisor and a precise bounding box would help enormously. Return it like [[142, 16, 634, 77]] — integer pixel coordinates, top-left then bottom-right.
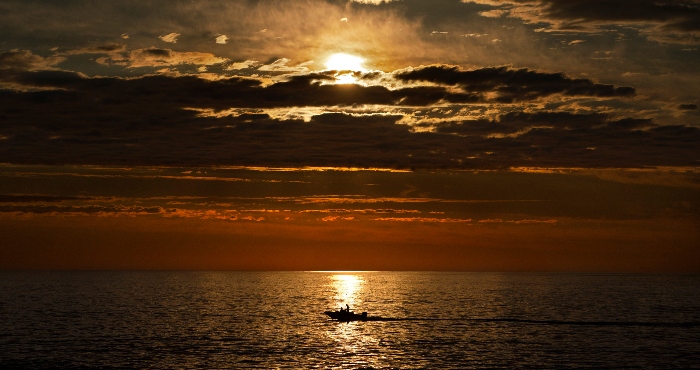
[[325, 312, 700, 327], [464, 318, 700, 328]]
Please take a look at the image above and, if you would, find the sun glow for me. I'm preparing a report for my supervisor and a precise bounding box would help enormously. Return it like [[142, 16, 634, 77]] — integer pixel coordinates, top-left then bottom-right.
[[325, 53, 366, 84], [325, 53, 366, 71]]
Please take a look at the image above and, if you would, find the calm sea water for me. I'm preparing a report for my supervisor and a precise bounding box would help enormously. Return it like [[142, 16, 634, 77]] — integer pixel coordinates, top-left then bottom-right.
[[1, 272, 699, 369]]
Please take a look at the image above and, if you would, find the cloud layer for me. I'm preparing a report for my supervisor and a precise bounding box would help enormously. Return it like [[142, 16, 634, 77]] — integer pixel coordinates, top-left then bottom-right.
[[1, 0, 698, 171]]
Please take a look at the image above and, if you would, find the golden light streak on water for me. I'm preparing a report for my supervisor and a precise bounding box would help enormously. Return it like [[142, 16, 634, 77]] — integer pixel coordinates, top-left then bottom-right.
[[331, 274, 364, 310]]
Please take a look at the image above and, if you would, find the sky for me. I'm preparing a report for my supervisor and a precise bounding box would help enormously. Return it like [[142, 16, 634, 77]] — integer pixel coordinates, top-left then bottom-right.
[[1, 0, 699, 271]]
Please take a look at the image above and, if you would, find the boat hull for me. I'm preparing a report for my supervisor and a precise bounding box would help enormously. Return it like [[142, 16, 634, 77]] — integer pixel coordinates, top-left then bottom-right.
[[324, 310, 401, 322], [325, 310, 368, 321]]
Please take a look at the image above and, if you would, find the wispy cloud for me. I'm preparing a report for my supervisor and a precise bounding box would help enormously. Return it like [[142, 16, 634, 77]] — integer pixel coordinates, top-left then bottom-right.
[[0, 50, 65, 72], [101, 47, 228, 68], [159, 32, 180, 43], [257, 58, 313, 73], [1, 165, 697, 223], [466, 0, 700, 44], [215, 34, 228, 44]]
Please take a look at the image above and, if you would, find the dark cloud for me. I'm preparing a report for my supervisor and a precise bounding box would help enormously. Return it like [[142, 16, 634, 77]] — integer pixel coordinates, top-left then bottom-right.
[[0, 50, 64, 71], [679, 103, 698, 110], [395, 65, 636, 102], [538, 0, 700, 31], [434, 112, 660, 138], [0, 56, 696, 170], [0, 195, 96, 203], [468, 0, 700, 42], [433, 112, 622, 135], [434, 118, 504, 135], [343, 0, 494, 25], [0, 67, 478, 108], [0, 204, 164, 215], [142, 48, 171, 57], [1, 77, 697, 169], [350, 0, 700, 33], [2, 63, 631, 109], [520, 0, 697, 23], [65, 43, 127, 55]]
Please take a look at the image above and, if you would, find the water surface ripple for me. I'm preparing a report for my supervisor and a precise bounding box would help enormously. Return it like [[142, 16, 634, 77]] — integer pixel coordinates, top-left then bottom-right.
[[1, 272, 699, 369]]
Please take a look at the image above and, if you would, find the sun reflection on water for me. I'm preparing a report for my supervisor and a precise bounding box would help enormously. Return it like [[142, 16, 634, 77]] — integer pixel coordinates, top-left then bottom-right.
[[327, 273, 384, 368], [331, 274, 363, 309]]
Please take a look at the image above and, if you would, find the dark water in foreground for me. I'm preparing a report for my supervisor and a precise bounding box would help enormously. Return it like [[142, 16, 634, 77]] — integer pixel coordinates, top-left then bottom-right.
[[1, 272, 699, 369]]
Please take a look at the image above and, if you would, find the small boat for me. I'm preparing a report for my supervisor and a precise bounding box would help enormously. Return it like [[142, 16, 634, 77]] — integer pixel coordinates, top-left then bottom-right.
[[324, 308, 401, 322], [325, 309, 369, 322]]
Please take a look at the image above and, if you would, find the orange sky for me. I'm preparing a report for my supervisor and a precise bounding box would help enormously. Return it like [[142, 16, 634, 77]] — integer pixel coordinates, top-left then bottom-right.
[[2, 211, 698, 272], [1, 165, 698, 271]]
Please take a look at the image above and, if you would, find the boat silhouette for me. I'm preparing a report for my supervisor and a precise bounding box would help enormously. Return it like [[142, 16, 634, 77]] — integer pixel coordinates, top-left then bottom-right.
[[324, 308, 400, 322]]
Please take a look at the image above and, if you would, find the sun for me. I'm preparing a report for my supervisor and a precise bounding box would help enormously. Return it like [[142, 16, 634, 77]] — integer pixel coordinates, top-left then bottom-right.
[[325, 53, 366, 72], [325, 53, 366, 84]]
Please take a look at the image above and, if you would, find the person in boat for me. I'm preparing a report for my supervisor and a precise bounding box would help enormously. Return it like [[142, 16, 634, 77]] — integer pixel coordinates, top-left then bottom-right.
[[346, 304, 350, 312]]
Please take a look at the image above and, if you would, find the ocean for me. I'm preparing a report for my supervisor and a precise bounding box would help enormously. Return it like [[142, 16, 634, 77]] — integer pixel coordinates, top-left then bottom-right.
[[1, 272, 699, 369]]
